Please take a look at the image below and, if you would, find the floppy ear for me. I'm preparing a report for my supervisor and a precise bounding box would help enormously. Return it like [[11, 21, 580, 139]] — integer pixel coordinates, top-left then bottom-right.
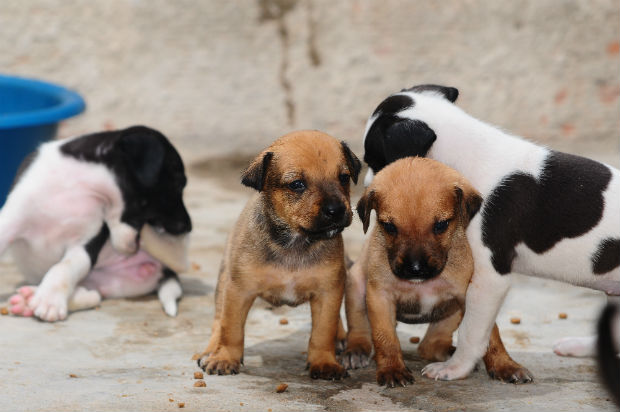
[[454, 182, 483, 226], [383, 119, 436, 163], [119, 127, 165, 188], [405, 84, 459, 103], [356, 189, 376, 233], [241, 151, 273, 192], [341, 141, 362, 184]]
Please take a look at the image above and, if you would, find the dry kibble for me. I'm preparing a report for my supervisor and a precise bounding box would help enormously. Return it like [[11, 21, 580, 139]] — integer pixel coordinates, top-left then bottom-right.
[[0, 307, 8, 315], [69, 374, 78, 378], [559, 313, 568, 319], [409, 336, 420, 344], [276, 383, 288, 393], [240, 403, 244, 406], [191, 262, 201, 271], [193, 381, 206, 387], [268, 409, 272, 412], [169, 399, 174, 402], [279, 318, 289, 325], [178, 402, 185, 408], [510, 317, 521, 324], [194, 371, 204, 379]]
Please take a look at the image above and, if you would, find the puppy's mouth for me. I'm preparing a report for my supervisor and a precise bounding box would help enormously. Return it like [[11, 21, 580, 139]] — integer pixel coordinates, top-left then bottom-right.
[[301, 225, 345, 241]]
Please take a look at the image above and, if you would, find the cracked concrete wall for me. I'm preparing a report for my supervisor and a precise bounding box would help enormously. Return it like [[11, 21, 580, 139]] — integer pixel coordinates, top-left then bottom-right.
[[1, 0, 618, 162]]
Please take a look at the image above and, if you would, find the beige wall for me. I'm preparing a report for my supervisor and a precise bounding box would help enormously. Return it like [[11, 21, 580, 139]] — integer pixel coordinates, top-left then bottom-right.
[[2, 0, 619, 162]]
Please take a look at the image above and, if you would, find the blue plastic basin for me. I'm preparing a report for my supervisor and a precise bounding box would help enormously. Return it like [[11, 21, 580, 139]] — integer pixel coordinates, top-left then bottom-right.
[[0, 74, 85, 206]]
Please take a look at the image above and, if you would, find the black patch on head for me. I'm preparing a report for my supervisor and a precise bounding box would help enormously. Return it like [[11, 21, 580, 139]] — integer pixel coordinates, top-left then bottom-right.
[[60, 125, 192, 236], [340, 141, 361, 184], [592, 238, 620, 274], [371, 94, 414, 117], [403, 84, 459, 103], [85, 223, 110, 267], [364, 93, 436, 174], [241, 152, 273, 192], [482, 151, 612, 274]]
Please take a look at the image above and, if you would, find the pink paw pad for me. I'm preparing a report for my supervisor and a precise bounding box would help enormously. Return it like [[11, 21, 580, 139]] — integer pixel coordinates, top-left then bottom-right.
[[8, 286, 36, 317]]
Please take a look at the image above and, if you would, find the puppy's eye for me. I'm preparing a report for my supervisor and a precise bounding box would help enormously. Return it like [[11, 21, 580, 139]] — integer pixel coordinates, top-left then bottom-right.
[[339, 173, 350, 186], [433, 219, 450, 235], [381, 221, 398, 236], [288, 180, 306, 193]]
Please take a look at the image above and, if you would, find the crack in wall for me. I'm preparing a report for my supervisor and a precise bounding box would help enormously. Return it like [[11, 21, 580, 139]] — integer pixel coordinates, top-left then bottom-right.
[[258, 0, 321, 126]]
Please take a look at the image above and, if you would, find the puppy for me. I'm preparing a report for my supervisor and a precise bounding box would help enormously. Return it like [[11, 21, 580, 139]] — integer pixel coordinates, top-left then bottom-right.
[[343, 157, 531, 386], [362, 84, 620, 380], [197, 130, 360, 379], [0, 126, 192, 321]]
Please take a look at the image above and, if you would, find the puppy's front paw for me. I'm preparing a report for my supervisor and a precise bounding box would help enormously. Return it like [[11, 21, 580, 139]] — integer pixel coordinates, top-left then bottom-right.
[[487, 362, 533, 384], [421, 359, 473, 381], [198, 350, 241, 376], [553, 336, 596, 357], [110, 223, 139, 255], [341, 341, 372, 370], [28, 286, 68, 322], [376, 365, 414, 387], [308, 361, 348, 380]]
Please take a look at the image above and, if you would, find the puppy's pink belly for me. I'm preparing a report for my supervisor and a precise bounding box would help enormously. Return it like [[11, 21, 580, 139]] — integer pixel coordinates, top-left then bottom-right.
[[81, 249, 163, 299]]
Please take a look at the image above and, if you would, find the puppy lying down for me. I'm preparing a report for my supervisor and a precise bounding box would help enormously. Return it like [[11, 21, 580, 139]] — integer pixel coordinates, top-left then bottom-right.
[[8, 219, 189, 318], [1, 126, 192, 321]]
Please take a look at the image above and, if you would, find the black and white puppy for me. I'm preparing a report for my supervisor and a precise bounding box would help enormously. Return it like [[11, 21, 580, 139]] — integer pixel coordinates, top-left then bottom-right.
[[0, 126, 192, 321], [362, 85, 620, 380]]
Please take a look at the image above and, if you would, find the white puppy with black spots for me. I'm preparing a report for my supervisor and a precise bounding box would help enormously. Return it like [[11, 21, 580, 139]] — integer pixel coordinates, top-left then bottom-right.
[[0, 126, 191, 321], [362, 85, 620, 380]]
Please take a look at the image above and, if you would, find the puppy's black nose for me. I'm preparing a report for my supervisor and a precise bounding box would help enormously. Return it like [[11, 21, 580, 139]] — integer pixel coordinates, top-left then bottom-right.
[[395, 256, 437, 280], [321, 201, 346, 221]]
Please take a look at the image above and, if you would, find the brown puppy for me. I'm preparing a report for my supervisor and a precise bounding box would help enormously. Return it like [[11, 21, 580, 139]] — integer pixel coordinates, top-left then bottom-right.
[[343, 157, 532, 386], [197, 130, 361, 380]]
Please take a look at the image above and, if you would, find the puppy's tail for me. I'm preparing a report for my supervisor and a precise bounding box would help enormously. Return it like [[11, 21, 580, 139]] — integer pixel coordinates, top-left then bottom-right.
[[597, 303, 620, 406]]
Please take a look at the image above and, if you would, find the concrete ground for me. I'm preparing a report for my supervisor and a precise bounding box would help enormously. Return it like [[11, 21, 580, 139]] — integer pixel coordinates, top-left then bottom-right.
[[1, 141, 618, 412]]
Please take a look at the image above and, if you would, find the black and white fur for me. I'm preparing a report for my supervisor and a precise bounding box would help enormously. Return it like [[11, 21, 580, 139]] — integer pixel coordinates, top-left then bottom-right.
[[0, 126, 192, 321], [362, 85, 620, 380]]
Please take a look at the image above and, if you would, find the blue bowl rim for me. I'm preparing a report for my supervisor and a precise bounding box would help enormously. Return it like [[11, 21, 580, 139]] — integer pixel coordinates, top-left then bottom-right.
[[0, 74, 86, 129]]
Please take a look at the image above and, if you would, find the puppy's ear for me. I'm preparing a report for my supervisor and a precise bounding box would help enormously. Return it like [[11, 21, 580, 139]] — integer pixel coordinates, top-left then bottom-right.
[[356, 189, 376, 233], [241, 151, 274, 192], [405, 84, 459, 103], [119, 127, 165, 188], [341, 141, 362, 184], [454, 182, 483, 226]]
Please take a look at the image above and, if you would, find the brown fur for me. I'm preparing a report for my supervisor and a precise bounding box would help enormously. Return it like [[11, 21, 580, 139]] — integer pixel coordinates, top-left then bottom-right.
[[197, 130, 361, 380], [343, 157, 532, 386]]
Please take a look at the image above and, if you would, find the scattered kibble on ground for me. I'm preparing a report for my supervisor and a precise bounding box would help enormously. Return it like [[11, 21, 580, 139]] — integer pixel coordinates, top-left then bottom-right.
[[409, 336, 420, 344], [559, 312, 568, 319], [510, 317, 521, 324], [276, 383, 288, 393], [69, 374, 78, 378], [0, 307, 8, 315], [169, 398, 174, 402], [194, 371, 204, 379], [279, 318, 288, 325], [178, 402, 185, 408], [194, 380, 206, 387]]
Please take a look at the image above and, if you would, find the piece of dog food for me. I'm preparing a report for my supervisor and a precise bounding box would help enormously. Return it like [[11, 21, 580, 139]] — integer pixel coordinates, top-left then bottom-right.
[[510, 317, 521, 324], [169, 398, 174, 402], [193, 380, 206, 387], [409, 336, 420, 344], [0, 307, 8, 315], [193, 371, 204, 379], [191, 262, 201, 271], [178, 402, 185, 408], [558, 312, 568, 319], [276, 383, 288, 393], [279, 318, 288, 325], [69, 373, 78, 378]]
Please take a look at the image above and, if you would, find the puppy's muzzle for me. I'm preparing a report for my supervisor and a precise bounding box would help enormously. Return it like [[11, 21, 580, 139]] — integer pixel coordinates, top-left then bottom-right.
[[304, 199, 350, 241]]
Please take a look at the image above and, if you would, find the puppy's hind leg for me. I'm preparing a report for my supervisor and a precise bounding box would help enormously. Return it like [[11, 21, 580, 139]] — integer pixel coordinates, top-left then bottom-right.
[[157, 268, 182, 317]]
